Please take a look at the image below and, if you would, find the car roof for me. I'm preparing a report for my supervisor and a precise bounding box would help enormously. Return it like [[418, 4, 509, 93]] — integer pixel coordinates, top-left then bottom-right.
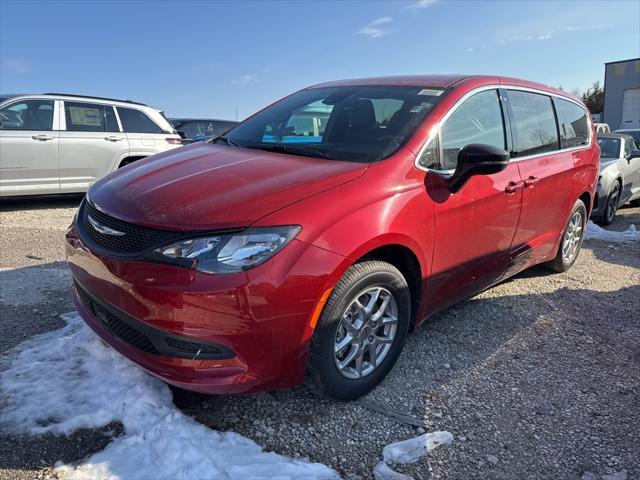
[[310, 74, 476, 89], [597, 133, 634, 141], [308, 74, 571, 98], [44, 93, 147, 106], [0, 93, 153, 109], [169, 118, 237, 123]]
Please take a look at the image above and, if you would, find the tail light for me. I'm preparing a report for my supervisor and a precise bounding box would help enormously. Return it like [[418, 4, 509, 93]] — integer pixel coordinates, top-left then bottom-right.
[[165, 137, 182, 145]]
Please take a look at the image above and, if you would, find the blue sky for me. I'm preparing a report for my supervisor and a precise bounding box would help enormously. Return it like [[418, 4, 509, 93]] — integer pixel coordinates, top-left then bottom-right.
[[1, 0, 638, 120]]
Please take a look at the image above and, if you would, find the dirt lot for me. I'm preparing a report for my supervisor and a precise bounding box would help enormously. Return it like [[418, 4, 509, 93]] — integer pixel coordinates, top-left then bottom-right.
[[1, 195, 638, 480]]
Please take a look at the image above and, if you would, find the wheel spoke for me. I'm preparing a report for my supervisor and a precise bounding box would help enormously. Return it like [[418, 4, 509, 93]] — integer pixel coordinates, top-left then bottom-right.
[[363, 288, 380, 315], [371, 292, 391, 322], [353, 299, 366, 319], [341, 318, 358, 334], [355, 348, 364, 377], [375, 335, 394, 345], [338, 345, 359, 370], [381, 313, 397, 325], [335, 334, 353, 354], [367, 342, 377, 368]]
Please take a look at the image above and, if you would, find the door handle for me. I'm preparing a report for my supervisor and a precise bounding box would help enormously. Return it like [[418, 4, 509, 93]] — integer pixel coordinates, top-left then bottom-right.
[[524, 176, 540, 188], [32, 134, 54, 141], [505, 180, 524, 194], [104, 136, 124, 142]]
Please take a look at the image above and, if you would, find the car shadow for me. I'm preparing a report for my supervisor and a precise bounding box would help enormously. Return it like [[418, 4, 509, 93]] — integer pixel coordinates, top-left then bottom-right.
[[0, 194, 84, 213], [170, 281, 639, 473]]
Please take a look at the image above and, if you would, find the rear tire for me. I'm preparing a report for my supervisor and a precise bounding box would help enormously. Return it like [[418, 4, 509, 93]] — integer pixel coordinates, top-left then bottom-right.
[[595, 182, 620, 226], [545, 199, 587, 273], [308, 261, 410, 401]]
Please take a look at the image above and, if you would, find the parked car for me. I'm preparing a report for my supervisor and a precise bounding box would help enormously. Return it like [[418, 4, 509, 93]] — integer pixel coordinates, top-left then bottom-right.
[[169, 118, 238, 144], [66, 75, 599, 400], [613, 128, 640, 145], [591, 133, 640, 225], [0, 94, 181, 196], [594, 123, 611, 134]]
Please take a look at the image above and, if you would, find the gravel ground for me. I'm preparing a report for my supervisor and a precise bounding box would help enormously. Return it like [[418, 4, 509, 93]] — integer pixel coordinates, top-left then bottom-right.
[[0, 195, 638, 480]]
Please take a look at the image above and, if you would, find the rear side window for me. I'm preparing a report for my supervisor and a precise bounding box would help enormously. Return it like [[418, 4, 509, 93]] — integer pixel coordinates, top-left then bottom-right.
[[64, 102, 120, 132], [420, 89, 505, 170], [624, 138, 636, 156], [117, 107, 163, 134], [507, 91, 559, 156], [554, 98, 590, 148], [0, 100, 54, 131]]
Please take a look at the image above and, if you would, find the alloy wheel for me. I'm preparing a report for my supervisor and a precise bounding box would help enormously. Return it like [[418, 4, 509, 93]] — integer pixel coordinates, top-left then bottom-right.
[[334, 287, 398, 379], [562, 210, 584, 263]]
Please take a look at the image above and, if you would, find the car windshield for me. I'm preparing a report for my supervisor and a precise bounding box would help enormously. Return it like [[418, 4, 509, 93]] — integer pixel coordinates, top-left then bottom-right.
[[225, 86, 446, 163], [615, 130, 640, 145], [597, 137, 621, 159]]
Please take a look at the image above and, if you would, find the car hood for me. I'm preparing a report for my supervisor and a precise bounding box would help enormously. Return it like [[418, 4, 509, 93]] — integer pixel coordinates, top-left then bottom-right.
[[599, 158, 619, 172], [88, 143, 368, 231]]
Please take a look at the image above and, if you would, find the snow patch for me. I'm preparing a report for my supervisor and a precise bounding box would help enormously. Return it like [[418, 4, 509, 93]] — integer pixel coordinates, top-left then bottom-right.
[[373, 431, 453, 479], [0, 312, 337, 480], [382, 431, 454, 464], [373, 460, 413, 480], [585, 221, 640, 242]]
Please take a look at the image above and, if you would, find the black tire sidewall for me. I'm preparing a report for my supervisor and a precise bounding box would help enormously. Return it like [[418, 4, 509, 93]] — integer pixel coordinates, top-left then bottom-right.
[[313, 264, 410, 400], [605, 183, 620, 225]]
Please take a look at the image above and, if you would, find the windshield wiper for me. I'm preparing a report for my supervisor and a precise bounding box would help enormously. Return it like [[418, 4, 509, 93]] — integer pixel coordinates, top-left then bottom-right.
[[243, 143, 337, 160], [207, 135, 241, 147]]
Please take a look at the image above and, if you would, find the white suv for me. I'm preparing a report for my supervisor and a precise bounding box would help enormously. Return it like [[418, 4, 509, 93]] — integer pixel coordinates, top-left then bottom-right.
[[0, 93, 182, 196]]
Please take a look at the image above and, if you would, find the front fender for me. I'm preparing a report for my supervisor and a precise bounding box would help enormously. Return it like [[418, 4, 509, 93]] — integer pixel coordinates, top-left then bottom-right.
[[255, 172, 435, 296]]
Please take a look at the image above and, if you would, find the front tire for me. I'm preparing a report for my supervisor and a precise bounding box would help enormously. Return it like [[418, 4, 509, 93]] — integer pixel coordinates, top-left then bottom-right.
[[596, 182, 620, 226], [546, 199, 587, 273], [309, 261, 410, 401]]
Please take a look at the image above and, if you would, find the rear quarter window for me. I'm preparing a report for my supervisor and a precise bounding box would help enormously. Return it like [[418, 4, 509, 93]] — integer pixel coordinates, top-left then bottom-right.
[[554, 98, 590, 149], [507, 90, 559, 157], [117, 107, 163, 134]]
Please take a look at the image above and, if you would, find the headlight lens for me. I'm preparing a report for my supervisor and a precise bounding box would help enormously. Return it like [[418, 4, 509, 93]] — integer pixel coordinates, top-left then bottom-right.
[[152, 226, 300, 274]]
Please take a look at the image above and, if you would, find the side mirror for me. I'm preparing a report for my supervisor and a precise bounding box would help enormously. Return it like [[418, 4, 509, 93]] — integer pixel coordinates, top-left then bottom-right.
[[449, 144, 510, 193], [626, 149, 640, 162]]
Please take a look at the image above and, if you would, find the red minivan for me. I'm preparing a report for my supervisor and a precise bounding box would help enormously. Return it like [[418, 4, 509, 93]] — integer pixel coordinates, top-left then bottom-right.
[[66, 75, 599, 400]]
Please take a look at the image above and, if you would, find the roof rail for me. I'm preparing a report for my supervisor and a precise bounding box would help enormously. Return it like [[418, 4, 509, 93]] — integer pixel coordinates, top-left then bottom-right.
[[43, 93, 147, 106]]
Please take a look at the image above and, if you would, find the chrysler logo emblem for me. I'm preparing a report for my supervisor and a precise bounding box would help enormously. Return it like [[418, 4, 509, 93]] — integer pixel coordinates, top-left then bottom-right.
[[87, 215, 126, 236]]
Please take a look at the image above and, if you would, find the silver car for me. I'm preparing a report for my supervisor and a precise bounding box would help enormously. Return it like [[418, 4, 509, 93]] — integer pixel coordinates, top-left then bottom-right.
[[592, 133, 640, 225], [0, 94, 182, 197]]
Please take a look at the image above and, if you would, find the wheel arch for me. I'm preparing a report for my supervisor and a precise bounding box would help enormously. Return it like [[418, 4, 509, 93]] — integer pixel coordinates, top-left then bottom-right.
[[118, 156, 147, 168], [578, 190, 592, 214], [351, 242, 423, 331]]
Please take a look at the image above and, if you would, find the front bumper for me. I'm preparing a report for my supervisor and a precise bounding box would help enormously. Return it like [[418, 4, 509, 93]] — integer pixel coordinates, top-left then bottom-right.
[[65, 225, 347, 394]]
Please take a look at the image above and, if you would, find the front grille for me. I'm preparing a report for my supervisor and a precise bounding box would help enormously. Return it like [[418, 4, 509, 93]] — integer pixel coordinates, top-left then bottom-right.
[[78, 199, 185, 255], [75, 280, 159, 354], [164, 337, 224, 356], [74, 280, 235, 360]]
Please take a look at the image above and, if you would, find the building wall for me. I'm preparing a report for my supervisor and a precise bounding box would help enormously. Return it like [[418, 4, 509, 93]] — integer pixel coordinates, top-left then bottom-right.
[[603, 58, 640, 130]]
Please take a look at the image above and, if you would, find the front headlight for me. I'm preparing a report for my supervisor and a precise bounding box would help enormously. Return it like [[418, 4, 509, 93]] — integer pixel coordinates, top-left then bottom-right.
[[151, 226, 300, 274]]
